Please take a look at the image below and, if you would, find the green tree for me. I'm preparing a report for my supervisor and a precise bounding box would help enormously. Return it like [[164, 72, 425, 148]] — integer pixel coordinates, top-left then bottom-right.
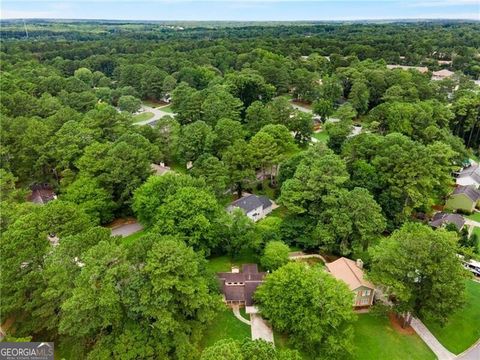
[[313, 99, 334, 122], [192, 154, 229, 197], [222, 140, 255, 198], [261, 241, 290, 271], [213, 118, 246, 155], [255, 262, 356, 357], [118, 95, 142, 113], [201, 86, 243, 126], [369, 222, 467, 325], [349, 80, 370, 115], [179, 121, 215, 163]]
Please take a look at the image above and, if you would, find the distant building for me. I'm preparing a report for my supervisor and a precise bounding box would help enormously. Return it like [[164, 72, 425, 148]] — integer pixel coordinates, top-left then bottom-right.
[[455, 164, 480, 187], [386, 65, 429, 74], [326, 258, 375, 308], [432, 69, 455, 81], [445, 186, 480, 213], [217, 264, 266, 306], [227, 194, 273, 222], [150, 162, 171, 176], [429, 212, 465, 231], [27, 184, 57, 205], [438, 60, 453, 66]]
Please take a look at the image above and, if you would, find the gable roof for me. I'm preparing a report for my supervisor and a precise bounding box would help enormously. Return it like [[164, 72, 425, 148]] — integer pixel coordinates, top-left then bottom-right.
[[429, 212, 465, 230], [27, 184, 56, 205], [326, 257, 374, 291], [230, 194, 272, 213], [217, 263, 266, 306], [457, 164, 480, 184], [452, 186, 480, 202]]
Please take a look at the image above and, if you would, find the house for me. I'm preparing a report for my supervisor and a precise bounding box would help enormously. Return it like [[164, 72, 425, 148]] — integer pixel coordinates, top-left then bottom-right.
[[429, 212, 465, 231], [455, 164, 480, 187], [227, 194, 273, 222], [432, 69, 455, 81], [386, 65, 429, 73], [27, 184, 57, 205], [150, 162, 171, 176], [438, 60, 453, 66], [445, 186, 480, 213], [326, 258, 375, 308], [217, 264, 266, 306]]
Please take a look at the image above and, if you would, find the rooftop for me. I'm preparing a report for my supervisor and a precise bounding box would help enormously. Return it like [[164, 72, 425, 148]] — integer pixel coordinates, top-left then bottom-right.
[[326, 257, 374, 291], [229, 194, 272, 213], [452, 185, 480, 202], [429, 212, 465, 230]]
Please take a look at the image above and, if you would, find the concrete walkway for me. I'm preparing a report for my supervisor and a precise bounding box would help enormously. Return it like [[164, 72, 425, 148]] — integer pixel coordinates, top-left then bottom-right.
[[410, 317, 456, 360], [134, 104, 176, 126], [464, 219, 480, 236], [457, 338, 480, 360], [231, 305, 251, 325]]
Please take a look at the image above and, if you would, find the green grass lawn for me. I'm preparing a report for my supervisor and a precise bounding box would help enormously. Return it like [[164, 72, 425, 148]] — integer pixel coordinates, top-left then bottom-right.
[[122, 230, 146, 247], [200, 307, 251, 349], [467, 212, 480, 222], [132, 111, 154, 123], [159, 104, 174, 113], [206, 249, 259, 273], [353, 314, 436, 360], [423, 280, 480, 354], [312, 131, 329, 143]]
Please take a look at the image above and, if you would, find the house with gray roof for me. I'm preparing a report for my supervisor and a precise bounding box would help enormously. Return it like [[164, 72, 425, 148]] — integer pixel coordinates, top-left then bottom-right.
[[445, 185, 480, 213], [227, 194, 273, 222], [429, 212, 465, 231], [217, 264, 266, 306], [455, 164, 480, 187]]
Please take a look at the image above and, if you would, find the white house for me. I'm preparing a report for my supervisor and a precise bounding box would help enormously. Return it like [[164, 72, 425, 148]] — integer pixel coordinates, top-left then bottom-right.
[[227, 194, 273, 222]]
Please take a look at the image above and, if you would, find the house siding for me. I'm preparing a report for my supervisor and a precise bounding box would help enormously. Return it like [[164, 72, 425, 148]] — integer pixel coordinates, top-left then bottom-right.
[[445, 193, 476, 213], [353, 286, 375, 307]]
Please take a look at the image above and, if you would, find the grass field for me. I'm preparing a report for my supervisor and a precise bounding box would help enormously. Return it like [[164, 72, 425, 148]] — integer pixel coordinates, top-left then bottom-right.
[[352, 314, 436, 360], [200, 307, 251, 349], [133, 111, 154, 122], [206, 249, 258, 273], [122, 230, 146, 247], [312, 131, 329, 143], [423, 280, 480, 354], [159, 104, 174, 113], [467, 212, 480, 222]]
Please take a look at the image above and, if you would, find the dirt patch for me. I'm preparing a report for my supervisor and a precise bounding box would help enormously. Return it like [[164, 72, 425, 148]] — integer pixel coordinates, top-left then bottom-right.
[[106, 217, 138, 229], [319, 253, 340, 263], [388, 313, 415, 335]]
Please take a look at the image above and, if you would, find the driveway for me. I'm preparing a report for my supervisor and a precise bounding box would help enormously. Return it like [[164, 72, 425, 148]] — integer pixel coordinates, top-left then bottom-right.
[[250, 314, 274, 344], [410, 317, 455, 360], [457, 339, 480, 360], [134, 104, 176, 126], [110, 222, 143, 237]]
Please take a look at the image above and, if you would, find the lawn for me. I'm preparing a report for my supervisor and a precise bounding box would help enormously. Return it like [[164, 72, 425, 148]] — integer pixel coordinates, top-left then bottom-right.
[[423, 280, 480, 354], [206, 249, 258, 273], [200, 307, 251, 349], [467, 212, 480, 222], [132, 111, 154, 123], [159, 104, 174, 113], [353, 314, 436, 360], [122, 230, 146, 247], [312, 131, 329, 143]]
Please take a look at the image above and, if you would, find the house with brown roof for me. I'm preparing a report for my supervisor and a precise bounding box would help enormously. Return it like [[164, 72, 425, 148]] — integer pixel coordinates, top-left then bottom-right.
[[217, 264, 266, 306], [432, 69, 455, 81], [326, 258, 375, 308]]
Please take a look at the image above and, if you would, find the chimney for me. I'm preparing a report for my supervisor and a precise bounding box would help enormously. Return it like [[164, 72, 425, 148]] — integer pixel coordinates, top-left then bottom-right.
[[231, 266, 239, 273], [356, 259, 364, 269]]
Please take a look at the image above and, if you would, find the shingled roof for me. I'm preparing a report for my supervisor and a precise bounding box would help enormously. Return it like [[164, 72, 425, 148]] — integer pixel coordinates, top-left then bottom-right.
[[326, 257, 374, 291], [452, 185, 480, 202], [217, 264, 266, 306], [429, 212, 465, 231], [230, 194, 272, 213]]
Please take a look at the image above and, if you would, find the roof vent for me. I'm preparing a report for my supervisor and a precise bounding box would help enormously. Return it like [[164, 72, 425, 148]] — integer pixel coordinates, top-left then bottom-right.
[[356, 259, 364, 269]]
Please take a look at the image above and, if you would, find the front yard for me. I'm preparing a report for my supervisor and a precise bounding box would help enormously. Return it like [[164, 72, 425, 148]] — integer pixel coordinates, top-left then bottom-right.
[[132, 111, 154, 123], [200, 307, 251, 349], [353, 314, 435, 360], [423, 280, 480, 354]]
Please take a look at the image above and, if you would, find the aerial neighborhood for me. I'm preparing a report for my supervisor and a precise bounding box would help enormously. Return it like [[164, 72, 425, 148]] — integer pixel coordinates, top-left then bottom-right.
[[1, 11, 480, 360]]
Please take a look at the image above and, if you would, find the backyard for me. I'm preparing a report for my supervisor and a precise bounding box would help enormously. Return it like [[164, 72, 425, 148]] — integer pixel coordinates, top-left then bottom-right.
[[423, 280, 480, 354], [312, 131, 329, 143]]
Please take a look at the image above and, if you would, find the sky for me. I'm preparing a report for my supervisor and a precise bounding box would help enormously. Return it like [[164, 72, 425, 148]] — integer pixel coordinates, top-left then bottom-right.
[[1, 0, 479, 21]]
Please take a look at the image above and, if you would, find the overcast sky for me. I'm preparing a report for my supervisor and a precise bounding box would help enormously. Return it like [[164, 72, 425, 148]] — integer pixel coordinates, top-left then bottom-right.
[[1, 0, 479, 21]]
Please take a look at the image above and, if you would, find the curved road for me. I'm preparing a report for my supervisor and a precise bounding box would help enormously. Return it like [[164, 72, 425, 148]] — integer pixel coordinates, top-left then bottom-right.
[[134, 104, 176, 126]]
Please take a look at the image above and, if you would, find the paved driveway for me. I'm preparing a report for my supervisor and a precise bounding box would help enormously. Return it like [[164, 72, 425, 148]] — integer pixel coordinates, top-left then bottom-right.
[[457, 339, 480, 360], [250, 314, 274, 343], [134, 105, 176, 126]]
